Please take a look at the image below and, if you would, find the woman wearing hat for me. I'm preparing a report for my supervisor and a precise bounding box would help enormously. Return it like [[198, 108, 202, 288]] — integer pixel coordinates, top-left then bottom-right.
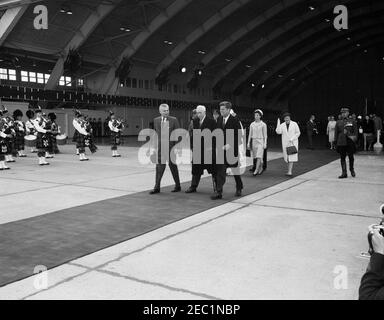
[[275, 112, 301, 176], [247, 109, 267, 175]]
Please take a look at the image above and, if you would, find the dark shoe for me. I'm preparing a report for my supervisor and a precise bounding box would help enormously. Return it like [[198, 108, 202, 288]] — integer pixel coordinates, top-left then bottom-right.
[[150, 189, 160, 195], [235, 189, 242, 197], [172, 186, 181, 193], [185, 187, 197, 193], [351, 170, 356, 178], [3, 167, 10, 170], [338, 174, 347, 179], [211, 193, 223, 200]]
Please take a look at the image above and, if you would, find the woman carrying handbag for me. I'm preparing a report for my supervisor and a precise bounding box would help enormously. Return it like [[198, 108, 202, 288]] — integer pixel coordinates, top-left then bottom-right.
[[275, 112, 301, 176]]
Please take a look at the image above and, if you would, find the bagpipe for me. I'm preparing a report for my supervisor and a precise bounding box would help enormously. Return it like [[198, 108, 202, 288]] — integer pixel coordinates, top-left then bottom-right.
[[112, 118, 125, 131]]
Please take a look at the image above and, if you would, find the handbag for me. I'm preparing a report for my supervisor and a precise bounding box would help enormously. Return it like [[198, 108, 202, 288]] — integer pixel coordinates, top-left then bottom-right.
[[286, 141, 298, 155]]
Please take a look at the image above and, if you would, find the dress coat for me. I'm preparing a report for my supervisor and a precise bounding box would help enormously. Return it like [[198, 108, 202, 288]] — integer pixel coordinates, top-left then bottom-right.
[[215, 114, 241, 168], [275, 120, 301, 163], [152, 116, 180, 163], [191, 116, 217, 176]]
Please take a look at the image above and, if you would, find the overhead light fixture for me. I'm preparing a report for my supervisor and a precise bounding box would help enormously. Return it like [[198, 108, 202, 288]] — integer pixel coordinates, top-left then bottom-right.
[[356, 43, 361, 47], [180, 66, 187, 73], [245, 65, 251, 68], [198, 50, 206, 55], [164, 40, 173, 45], [120, 27, 131, 32], [278, 74, 283, 78], [346, 37, 351, 41], [291, 78, 295, 81], [325, 18, 330, 22], [60, 5, 72, 15], [364, 49, 368, 53], [261, 84, 265, 89], [225, 58, 231, 62], [197, 69, 203, 76], [309, 6, 315, 11], [251, 83, 255, 87], [264, 70, 269, 73]]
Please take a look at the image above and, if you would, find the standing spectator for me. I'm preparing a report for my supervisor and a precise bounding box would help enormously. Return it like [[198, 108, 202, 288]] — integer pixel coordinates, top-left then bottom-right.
[[327, 116, 337, 150], [373, 114, 383, 144], [357, 115, 364, 150], [275, 112, 301, 177], [97, 118, 102, 137], [362, 115, 375, 151], [104, 117, 110, 137], [247, 109, 267, 176], [306, 115, 318, 150]]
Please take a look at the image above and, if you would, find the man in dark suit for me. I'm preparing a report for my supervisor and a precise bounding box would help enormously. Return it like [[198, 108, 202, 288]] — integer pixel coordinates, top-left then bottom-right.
[[306, 115, 318, 150], [211, 101, 243, 200], [149, 104, 181, 194], [185, 105, 217, 193]]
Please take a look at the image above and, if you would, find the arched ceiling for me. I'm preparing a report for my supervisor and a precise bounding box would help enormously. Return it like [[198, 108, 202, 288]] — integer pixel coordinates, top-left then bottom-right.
[[0, 0, 381, 99]]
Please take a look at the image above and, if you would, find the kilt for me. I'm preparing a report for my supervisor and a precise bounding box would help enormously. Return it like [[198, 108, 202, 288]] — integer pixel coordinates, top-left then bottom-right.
[[36, 133, 50, 150], [5, 137, 15, 154], [76, 133, 86, 149], [15, 132, 25, 150], [72, 130, 79, 143], [0, 138, 8, 155], [111, 132, 121, 146]]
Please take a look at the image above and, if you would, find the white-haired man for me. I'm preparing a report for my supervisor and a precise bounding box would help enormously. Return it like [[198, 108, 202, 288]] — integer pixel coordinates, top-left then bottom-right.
[[149, 104, 181, 194], [186, 105, 217, 193]]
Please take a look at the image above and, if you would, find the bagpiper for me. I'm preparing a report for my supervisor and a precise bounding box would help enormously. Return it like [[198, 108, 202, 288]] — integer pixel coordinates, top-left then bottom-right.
[[0, 108, 11, 170], [73, 110, 97, 161], [33, 106, 51, 166], [108, 111, 124, 157], [25, 109, 37, 153], [13, 109, 27, 157], [1, 106, 16, 163]]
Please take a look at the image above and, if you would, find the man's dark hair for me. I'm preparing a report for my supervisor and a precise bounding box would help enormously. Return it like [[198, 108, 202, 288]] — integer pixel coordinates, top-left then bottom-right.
[[219, 101, 232, 110]]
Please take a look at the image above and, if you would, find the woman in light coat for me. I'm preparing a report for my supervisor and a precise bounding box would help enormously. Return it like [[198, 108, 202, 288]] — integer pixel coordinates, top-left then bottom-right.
[[327, 116, 337, 149], [275, 112, 301, 176]]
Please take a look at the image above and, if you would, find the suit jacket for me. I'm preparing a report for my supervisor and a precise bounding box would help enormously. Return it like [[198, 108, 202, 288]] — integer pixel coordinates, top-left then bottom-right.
[[191, 116, 216, 175], [306, 120, 317, 135], [216, 114, 241, 168], [153, 116, 180, 155], [359, 252, 384, 300]]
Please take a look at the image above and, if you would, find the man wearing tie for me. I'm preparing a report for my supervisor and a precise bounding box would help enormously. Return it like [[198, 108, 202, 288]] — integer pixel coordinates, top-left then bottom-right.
[[185, 105, 217, 193], [149, 104, 181, 194], [211, 101, 243, 200]]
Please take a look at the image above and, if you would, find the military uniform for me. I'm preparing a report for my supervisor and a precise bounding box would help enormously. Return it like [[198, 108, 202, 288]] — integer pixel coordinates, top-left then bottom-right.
[[335, 108, 358, 178]]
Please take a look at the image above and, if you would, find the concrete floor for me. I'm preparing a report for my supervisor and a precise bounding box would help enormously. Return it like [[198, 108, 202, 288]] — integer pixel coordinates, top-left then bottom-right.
[[0, 145, 383, 300]]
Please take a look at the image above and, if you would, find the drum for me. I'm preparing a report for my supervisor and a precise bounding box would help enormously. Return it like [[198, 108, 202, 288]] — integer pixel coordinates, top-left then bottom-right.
[[24, 135, 37, 147], [56, 134, 67, 145]]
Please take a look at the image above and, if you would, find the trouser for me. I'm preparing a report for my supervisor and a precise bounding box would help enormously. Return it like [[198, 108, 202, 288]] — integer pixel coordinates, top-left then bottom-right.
[[191, 174, 201, 189], [307, 133, 313, 148], [339, 147, 354, 173], [155, 162, 181, 190], [215, 164, 243, 194]]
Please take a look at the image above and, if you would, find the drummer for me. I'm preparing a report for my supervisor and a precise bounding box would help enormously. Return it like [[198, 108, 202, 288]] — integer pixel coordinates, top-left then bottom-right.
[[1, 107, 16, 163], [33, 107, 51, 166], [25, 110, 37, 153], [46, 112, 60, 157], [13, 109, 27, 158]]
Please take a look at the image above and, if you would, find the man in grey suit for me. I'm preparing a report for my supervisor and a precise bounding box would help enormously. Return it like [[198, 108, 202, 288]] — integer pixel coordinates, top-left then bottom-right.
[[149, 104, 181, 194]]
